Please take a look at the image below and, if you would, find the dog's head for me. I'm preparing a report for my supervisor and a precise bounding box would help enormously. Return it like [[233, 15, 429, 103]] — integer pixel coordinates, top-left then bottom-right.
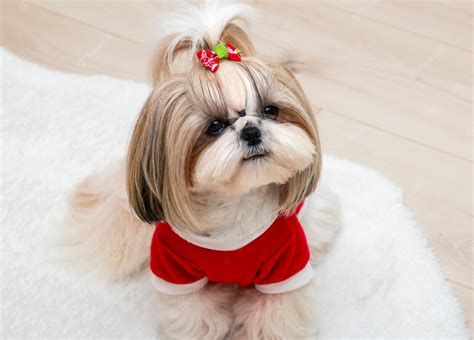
[[127, 2, 321, 231]]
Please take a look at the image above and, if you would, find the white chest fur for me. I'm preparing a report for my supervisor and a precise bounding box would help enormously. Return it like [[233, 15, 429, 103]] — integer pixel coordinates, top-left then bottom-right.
[[180, 184, 280, 248]]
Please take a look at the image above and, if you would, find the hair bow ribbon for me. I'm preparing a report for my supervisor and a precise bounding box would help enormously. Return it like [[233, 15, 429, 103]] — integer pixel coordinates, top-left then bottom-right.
[[196, 43, 241, 73]]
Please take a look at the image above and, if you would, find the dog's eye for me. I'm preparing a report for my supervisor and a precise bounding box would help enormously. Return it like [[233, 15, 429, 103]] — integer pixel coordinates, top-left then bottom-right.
[[263, 105, 278, 119], [207, 120, 226, 135]]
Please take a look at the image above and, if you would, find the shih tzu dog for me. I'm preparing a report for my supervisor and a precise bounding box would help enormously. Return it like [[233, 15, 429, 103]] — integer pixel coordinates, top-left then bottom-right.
[[63, 1, 341, 339]]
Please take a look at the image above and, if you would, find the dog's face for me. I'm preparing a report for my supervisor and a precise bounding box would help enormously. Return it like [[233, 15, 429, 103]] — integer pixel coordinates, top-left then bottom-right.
[[127, 38, 320, 231], [190, 60, 317, 194]]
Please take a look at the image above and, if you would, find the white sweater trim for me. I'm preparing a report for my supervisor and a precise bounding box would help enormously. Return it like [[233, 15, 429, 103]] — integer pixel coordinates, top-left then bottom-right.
[[255, 262, 313, 294], [170, 212, 279, 251], [150, 273, 208, 295]]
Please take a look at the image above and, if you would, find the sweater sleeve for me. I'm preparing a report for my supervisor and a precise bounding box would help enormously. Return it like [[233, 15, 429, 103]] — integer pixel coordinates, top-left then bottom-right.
[[254, 214, 313, 294], [150, 224, 208, 295]]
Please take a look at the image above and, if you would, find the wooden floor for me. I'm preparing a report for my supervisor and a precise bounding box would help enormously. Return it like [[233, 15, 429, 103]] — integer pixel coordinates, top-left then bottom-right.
[[1, 0, 472, 333]]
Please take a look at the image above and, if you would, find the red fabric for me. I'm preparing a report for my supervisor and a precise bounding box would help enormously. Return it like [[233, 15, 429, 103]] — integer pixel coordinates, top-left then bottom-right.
[[226, 43, 241, 61], [196, 44, 241, 73], [150, 202, 310, 287], [196, 49, 220, 73]]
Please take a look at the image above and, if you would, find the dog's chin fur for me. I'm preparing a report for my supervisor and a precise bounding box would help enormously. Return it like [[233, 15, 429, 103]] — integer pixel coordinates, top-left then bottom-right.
[[194, 117, 316, 196], [61, 1, 342, 339]]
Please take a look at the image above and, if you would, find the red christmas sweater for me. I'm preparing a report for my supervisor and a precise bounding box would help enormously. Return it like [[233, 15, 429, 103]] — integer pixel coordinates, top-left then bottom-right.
[[150, 202, 312, 295]]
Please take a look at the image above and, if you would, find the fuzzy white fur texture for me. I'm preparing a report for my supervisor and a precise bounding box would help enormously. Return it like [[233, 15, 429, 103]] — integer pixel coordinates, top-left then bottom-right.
[[1, 48, 469, 338]]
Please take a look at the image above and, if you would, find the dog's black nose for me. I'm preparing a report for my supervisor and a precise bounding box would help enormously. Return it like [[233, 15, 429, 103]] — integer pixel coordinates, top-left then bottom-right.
[[240, 126, 262, 146]]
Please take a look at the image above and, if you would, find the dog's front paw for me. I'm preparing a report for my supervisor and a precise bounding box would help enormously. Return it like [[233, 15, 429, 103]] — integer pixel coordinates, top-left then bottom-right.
[[157, 284, 236, 340], [160, 313, 233, 340], [232, 281, 317, 339]]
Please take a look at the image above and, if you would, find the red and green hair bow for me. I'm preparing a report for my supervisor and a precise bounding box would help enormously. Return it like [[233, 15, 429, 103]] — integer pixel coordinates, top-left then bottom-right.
[[196, 43, 241, 73]]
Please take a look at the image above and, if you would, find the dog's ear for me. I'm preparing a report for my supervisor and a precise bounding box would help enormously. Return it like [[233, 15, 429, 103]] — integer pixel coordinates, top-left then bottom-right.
[[150, 2, 255, 84], [126, 78, 203, 229], [275, 64, 322, 214], [126, 78, 190, 224], [279, 161, 321, 215], [126, 91, 166, 224]]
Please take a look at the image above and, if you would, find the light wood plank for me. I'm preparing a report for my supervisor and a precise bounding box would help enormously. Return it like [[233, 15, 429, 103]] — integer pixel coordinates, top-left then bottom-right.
[[451, 282, 473, 332], [443, 1, 474, 14], [327, 1, 472, 51], [30, 0, 170, 46], [1, 1, 149, 82], [296, 61, 471, 160]]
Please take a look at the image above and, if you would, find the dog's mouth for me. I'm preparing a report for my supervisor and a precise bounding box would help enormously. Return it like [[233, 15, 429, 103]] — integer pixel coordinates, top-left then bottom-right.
[[242, 151, 270, 162]]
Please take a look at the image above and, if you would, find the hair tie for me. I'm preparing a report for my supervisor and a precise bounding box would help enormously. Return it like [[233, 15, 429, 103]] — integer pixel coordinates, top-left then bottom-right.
[[196, 43, 241, 73]]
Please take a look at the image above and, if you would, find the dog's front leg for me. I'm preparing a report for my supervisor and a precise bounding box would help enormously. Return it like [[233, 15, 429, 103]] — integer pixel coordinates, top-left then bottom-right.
[[231, 279, 318, 340], [156, 283, 236, 340]]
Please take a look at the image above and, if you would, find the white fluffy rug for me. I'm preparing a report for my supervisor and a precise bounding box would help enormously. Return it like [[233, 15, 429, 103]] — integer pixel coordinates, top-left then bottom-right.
[[1, 48, 468, 339]]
